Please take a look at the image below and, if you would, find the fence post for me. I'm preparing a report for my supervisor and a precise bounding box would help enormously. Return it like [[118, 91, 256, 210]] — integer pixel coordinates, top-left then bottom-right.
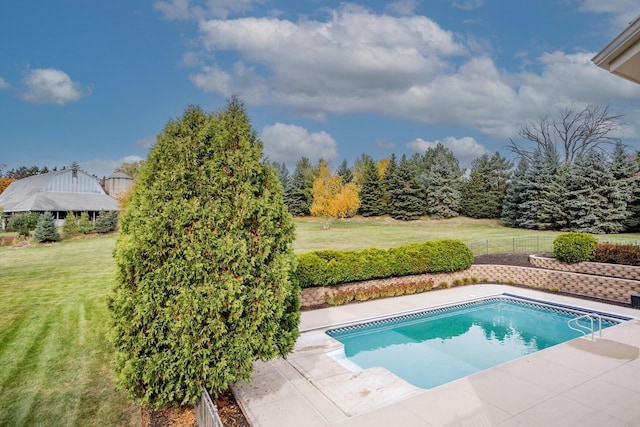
[[512, 237, 515, 253]]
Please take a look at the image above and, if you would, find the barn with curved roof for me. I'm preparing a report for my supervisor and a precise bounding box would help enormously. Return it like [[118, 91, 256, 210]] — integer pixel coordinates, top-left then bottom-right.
[[0, 166, 120, 227]]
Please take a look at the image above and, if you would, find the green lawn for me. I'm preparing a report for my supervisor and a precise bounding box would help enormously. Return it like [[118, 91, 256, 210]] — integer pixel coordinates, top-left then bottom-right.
[[0, 235, 137, 426], [293, 216, 640, 253], [2, 215, 640, 425]]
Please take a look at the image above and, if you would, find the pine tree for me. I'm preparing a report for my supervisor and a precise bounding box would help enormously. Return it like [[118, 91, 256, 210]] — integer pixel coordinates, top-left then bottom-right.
[[358, 155, 385, 216], [95, 210, 118, 233], [284, 157, 316, 216], [609, 143, 638, 231], [462, 152, 512, 218], [565, 150, 627, 233], [62, 212, 79, 237], [420, 144, 463, 218], [33, 212, 60, 243], [387, 154, 424, 220], [110, 100, 299, 407], [269, 161, 289, 190], [78, 212, 94, 234], [519, 148, 566, 230], [501, 159, 528, 227], [336, 158, 354, 183]]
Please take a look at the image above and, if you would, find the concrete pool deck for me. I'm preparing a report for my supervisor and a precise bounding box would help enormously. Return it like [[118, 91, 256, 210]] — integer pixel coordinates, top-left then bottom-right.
[[233, 285, 640, 426]]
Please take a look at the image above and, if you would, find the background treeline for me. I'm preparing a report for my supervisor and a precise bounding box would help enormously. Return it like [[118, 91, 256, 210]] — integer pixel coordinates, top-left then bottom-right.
[[275, 140, 639, 234], [275, 105, 640, 234], [4, 105, 638, 235]]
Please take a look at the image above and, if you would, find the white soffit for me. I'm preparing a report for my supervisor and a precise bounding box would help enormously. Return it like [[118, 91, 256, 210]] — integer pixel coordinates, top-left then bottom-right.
[[593, 15, 640, 85]]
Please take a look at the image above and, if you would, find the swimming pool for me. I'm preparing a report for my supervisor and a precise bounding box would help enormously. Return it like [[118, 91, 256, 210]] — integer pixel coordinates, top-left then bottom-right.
[[326, 294, 629, 389]]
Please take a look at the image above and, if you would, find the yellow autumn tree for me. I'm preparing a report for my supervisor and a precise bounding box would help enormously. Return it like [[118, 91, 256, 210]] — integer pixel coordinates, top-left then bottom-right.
[[0, 177, 15, 194], [311, 161, 360, 229], [377, 158, 390, 179]]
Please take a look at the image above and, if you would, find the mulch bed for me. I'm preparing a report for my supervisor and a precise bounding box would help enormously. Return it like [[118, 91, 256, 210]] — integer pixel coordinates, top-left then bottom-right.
[[473, 252, 536, 267], [147, 254, 542, 426], [142, 389, 250, 427]]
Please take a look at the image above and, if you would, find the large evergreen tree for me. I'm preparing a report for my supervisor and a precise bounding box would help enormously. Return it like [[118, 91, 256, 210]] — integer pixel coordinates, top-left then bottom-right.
[[565, 150, 627, 233], [358, 155, 385, 217], [269, 161, 289, 190], [419, 144, 463, 218], [110, 101, 299, 407], [284, 157, 316, 216], [387, 154, 424, 220], [462, 152, 512, 218], [609, 143, 639, 231], [336, 158, 354, 183], [501, 158, 529, 227], [519, 148, 566, 230]]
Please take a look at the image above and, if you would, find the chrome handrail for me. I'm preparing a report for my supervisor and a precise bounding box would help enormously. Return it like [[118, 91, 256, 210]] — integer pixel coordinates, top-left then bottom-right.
[[568, 314, 602, 341]]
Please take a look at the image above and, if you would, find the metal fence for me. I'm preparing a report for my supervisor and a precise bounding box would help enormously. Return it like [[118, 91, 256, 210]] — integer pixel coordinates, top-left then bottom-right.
[[465, 235, 640, 256], [196, 388, 224, 427]]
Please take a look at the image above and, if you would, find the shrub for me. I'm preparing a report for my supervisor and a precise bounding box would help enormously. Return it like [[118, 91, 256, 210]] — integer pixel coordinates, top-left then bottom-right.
[[593, 243, 640, 266], [295, 239, 473, 288], [33, 212, 60, 243], [62, 212, 79, 237], [553, 232, 597, 263], [78, 212, 94, 234], [8, 212, 40, 236], [95, 210, 118, 233]]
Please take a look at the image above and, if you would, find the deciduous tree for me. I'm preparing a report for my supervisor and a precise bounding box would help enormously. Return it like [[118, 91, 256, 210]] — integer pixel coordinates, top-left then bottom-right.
[[114, 160, 145, 179], [0, 177, 14, 194], [508, 105, 623, 166], [310, 161, 360, 228]]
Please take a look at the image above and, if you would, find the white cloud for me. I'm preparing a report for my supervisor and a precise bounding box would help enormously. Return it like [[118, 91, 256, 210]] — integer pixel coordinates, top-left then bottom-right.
[[260, 123, 338, 168], [20, 68, 90, 105], [385, 0, 418, 16], [154, 0, 264, 20], [451, 0, 485, 11], [186, 6, 640, 141], [407, 136, 488, 166], [195, 7, 467, 104], [81, 155, 145, 178], [0, 77, 9, 90], [579, 0, 638, 28]]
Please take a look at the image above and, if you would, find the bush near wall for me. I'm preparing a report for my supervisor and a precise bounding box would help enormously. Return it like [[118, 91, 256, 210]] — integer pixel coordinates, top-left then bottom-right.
[[294, 239, 473, 288], [593, 243, 640, 266], [553, 232, 597, 263]]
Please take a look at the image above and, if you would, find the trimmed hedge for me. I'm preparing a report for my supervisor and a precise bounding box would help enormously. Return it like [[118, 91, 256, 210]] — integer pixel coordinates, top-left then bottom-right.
[[294, 239, 473, 288], [553, 232, 597, 263], [593, 243, 640, 266]]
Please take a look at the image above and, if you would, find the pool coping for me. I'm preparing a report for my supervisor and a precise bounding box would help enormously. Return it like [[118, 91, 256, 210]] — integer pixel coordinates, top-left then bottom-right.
[[233, 284, 640, 426]]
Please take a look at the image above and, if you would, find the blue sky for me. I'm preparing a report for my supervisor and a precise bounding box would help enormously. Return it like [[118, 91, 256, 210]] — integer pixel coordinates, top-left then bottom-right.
[[1, 0, 639, 178]]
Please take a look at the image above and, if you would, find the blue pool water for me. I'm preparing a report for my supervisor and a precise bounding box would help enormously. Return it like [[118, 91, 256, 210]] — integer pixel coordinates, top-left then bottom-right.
[[326, 295, 626, 389]]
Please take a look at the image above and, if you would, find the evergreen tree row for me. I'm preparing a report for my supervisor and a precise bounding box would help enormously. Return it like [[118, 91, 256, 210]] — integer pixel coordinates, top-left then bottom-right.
[[280, 144, 512, 221], [502, 143, 640, 233], [277, 141, 639, 232]]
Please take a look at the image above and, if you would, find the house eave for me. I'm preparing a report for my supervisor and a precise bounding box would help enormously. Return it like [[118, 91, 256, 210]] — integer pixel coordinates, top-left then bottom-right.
[[592, 15, 640, 85]]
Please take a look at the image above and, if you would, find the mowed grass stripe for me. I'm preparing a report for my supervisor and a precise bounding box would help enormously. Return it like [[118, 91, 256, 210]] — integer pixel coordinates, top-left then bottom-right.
[[1, 308, 58, 425], [0, 236, 135, 426]]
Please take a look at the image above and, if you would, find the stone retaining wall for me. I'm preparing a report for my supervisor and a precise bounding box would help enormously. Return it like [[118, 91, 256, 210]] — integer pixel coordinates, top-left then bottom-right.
[[300, 264, 640, 308], [529, 255, 640, 280]]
